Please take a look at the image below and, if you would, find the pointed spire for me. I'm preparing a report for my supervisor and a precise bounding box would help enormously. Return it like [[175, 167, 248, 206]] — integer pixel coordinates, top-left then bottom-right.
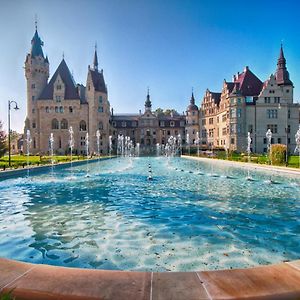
[[93, 42, 98, 71], [145, 87, 152, 110], [31, 18, 44, 58], [190, 88, 195, 104], [275, 43, 293, 86]]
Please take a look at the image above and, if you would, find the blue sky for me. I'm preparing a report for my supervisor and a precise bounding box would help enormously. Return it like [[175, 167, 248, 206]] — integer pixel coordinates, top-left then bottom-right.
[[0, 0, 300, 132]]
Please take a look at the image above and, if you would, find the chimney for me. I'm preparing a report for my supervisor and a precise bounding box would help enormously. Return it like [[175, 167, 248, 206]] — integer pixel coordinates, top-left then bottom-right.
[[111, 108, 114, 116], [244, 66, 249, 72], [233, 74, 236, 81]]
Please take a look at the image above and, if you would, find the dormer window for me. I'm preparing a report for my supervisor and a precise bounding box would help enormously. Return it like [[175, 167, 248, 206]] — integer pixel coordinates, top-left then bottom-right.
[[56, 85, 62, 90], [122, 121, 127, 127], [170, 121, 175, 127]]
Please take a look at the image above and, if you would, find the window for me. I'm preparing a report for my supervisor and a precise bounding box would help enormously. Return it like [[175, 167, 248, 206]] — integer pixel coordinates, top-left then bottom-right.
[[267, 124, 278, 134], [267, 109, 278, 119], [209, 118, 213, 124], [56, 96, 61, 102], [31, 84, 35, 89], [237, 98, 241, 104], [202, 119, 206, 125], [32, 108, 35, 114], [209, 129, 214, 137], [56, 85, 62, 90], [98, 122, 103, 130], [99, 96, 103, 103], [170, 121, 175, 127], [55, 106, 59, 113], [167, 130, 171, 135], [264, 97, 271, 103], [32, 96, 35, 101], [61, 119, 68, 129], [222, 127, 227, 135], [192, 111, 195, 116], [98, 106, 104, 113], [121, 121, 126, 127], [237, 108, 242, 118], [45, 106, 49, 113], [237, 124, 241, 133], [32, 122, 36, 128], [286, 89, 289, 93], [132, 121, 137, 127], [231, 138, 235, 144], [52, 119, 59, 130], [278, 138, 281, 143], [69, 106, 73, 113], [288, 110, 291, 119], [274, 97, 280, 103], [217, 116, 219, 123], [230, 109, 235, 118], [59, 106, 64, 113], [79, 120, 87, 131], [222, 114, 227, 122], [160, 121, 165, 127]]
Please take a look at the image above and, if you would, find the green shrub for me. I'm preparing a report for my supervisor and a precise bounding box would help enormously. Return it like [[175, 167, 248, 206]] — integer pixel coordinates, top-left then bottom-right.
[[270, 144, 286, 165]]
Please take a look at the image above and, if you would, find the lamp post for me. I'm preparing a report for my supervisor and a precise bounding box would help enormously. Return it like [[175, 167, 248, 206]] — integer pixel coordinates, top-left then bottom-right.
[[8, 100, 19, 167]]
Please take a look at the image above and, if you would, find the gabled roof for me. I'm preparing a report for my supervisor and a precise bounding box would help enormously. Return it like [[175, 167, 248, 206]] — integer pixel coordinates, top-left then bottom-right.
[[210, 92, 221, 105], [232, 66, 263, 96], [90, 69, 107, 93], [39, 59, 80, 100]]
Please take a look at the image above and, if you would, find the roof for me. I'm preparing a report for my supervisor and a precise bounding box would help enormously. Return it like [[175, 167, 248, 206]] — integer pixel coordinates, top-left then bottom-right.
[[211, 92, 221, 105], [31, 30, 44, 58], [231, 67, 263, 96], [187, 92, 198, 111], [39, 59, 80, 100], [275, 45, 293, 86], [90, 69, 107, 93]]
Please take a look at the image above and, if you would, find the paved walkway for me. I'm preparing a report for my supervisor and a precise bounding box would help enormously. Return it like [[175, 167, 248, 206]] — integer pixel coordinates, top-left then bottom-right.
[[0, 258, 300, 299]]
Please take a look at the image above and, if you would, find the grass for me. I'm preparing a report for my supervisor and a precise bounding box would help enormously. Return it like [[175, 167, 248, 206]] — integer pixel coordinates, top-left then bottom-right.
[[0, 154, 103, 170], [186, 150, 299, 168]]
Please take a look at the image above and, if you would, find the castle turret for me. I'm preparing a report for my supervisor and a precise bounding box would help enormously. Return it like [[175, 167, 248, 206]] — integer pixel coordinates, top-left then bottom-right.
[[145, 88, 152, 112], [24, 24, 49, 152], [86, 45, 110, 154], [275, 44, 293, 86]]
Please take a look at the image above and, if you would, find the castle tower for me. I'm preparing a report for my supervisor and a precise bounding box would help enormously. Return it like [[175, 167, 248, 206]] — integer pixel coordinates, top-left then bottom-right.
[[186, 91, 199, 145], [144, 88, 152, 112], [86, 45, 110, 154], [24, 23, 49, 151]]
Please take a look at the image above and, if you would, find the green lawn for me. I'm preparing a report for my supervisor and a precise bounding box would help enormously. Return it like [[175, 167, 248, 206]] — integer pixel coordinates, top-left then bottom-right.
[[0, 155, 101, 169]]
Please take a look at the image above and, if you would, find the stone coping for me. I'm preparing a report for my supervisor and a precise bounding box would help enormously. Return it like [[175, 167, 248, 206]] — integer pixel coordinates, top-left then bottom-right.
[[0, 258, 300, 299], [0, 157, 115, 180], [182, 155, 300, 176]]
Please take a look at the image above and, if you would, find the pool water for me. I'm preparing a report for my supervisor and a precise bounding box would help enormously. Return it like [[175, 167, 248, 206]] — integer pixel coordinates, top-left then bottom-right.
[[0, 157, 299, 271]]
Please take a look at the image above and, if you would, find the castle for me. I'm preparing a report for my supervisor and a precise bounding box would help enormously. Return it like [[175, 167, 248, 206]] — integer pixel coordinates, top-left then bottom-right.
[[24, 26, 299, 155]]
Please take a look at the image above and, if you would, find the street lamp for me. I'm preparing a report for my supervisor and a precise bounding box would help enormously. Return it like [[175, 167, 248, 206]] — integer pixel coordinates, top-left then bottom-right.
[[8, 100, 19, 167]]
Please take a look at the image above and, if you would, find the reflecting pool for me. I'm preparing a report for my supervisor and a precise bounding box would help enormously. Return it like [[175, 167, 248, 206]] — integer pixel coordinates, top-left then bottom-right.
[[0, 157, 299, 271]]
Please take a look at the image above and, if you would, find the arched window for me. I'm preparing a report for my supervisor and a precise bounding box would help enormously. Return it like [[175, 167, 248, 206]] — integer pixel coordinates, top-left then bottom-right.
[[45, 106, 49, 113], [79, 120, 87, 131], [52, 119, 59, 130], [61, 119, 68, 129], [59, 106, 64, 113], [98, 121, 103, 130]]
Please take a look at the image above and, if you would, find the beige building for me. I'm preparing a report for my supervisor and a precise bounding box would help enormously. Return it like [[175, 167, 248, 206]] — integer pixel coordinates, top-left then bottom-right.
[[24, 27, 186, 156], [111, 91, 186, 154], [199, 45, 300, 154]]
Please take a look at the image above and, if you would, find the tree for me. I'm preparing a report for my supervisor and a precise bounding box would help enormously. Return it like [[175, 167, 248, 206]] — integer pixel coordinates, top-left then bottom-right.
[[0, 121, 7, 157]]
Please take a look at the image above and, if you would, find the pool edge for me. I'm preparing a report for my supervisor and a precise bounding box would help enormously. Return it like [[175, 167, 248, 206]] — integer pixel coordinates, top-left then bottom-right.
[[1, 258, 300, 299]]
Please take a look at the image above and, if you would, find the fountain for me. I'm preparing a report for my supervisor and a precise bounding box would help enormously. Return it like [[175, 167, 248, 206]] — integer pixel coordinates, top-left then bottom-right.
[[195, 131, 200, 157], [156, 143, 160, 157], [135, 142, 140, 157], [186, 133, 190, 156], [85, 132, 90, 177], [69, 126, 74, 178], [295, 125, 300, 168], [109, 135, 112, 158], [177, 134, 182, 156], [246, 132, 254, 181], [96, 130, 101, 158], [25, 129, 31, 177], [265, 129, 274, 184], [49, 133, 54, 176]]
